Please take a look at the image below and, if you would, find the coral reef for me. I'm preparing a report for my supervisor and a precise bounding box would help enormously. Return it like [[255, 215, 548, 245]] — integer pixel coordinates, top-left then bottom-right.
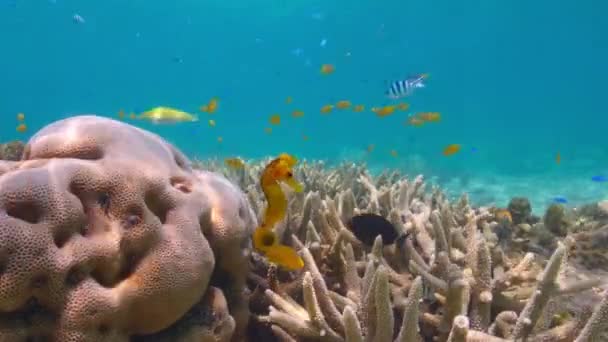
[[0, 116, 256, 341], [0, 140, 25, 161], [200, 158, 608, 341]]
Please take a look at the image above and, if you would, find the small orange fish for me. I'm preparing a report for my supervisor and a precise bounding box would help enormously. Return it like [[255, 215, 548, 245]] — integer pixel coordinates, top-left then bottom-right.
[[494, 209, 513, 224], [292, 110, 304, 118], [208, 119, 216, 127], [336, 100, 351, 109], [353, 105, 365, 112], [286, 96, 293, 104], [406, 116, 425, 127], [129, 113, 136, 120], [269, 114, 281, 125], [443, 144, 461, 156], [201, 98, 219, 113], [367, 144, 375, 153], [265, 127, 272, 134], [117, 110, 125, 119], [556, 152, 561, 165], [320, 64, 335, 75], [16, 112, 25, 121], [302, 134, 309, 141], [372, 105, 396, 117], [225, 157, 245, 169], [418, 112, 441, 122], [320, 104, 334, 114], [217, 136, 223, 143], [16, 123, 27, 133], [390, 149, 398, 157], [397, 103, 410, 111]]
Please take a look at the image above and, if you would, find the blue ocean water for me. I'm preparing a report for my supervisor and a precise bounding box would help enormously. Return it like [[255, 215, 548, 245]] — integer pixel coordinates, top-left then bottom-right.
[[1, 0, 606, 213]]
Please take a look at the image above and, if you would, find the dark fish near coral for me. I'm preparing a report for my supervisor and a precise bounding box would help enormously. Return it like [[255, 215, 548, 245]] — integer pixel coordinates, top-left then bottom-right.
[[347, 213, 400, 246]]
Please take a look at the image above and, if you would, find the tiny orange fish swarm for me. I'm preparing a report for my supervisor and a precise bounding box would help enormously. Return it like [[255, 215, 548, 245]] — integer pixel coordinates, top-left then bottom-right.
[[406, 112, 441, 127], [269, 114, 281, 125], [252, 154, 304, 270]]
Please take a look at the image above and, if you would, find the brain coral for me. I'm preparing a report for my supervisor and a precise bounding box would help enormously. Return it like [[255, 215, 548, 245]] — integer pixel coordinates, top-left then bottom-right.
[[0, 115, 256, 342]]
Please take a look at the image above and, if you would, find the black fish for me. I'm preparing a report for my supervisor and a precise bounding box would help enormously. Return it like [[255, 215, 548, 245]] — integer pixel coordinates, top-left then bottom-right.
[[347, 213, 400, 246]]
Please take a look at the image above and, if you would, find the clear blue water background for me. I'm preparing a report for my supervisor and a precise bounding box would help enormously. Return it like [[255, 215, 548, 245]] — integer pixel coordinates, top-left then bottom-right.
[[1, 0, 606, 213]]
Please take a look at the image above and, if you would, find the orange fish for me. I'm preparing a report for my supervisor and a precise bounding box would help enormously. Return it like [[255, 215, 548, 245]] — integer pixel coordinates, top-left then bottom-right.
[[286, 96, 293, 104], [372, 105, 396, 117], [320, 64, 335, 75], [265, 127, 272, 134], [494, 209, 513, 224], [443, 144, 461, 156], [302, 134, 309, 141], [117, 109, 125, 119], [406, 116, 425, 127], [390, 149, 398, 157], [336, 100, 351, 109], [292, 110, 304, 118], [353, 105, 365, 112], [367, 144, 375, 153], [16, 123, 27, 133], [269, 114, 281, 125], [129, 113, 136, 120], [397, 103, 410, 111], [556, 152, 561, 164], [320, 104, 334, 114], [16, 112, 25, 121], [201, 98, 219, 113], [418, 112, 441, 122], [208, 119, 216, 127]]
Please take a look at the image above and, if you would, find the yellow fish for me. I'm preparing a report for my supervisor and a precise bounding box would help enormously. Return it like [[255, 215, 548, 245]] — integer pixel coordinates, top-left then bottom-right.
[[225, 157, 245, 169], [336, 100, 351, 109], [269, 114, 281, 125], [320, 104, 334, 114], [353, 105, 365, 112], [139, 107, 198, 124]]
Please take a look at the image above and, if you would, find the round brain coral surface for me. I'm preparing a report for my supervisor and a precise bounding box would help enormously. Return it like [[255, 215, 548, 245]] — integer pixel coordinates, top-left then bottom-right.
[[0, 115, 254, 342]]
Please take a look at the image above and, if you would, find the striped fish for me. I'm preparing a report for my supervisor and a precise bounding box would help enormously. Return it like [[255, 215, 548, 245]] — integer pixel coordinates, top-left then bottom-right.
[[385, 74, 428, 99]]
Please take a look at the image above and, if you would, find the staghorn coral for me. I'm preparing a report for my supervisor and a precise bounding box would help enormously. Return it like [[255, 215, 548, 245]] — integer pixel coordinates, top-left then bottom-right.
[[0, 116, 256, 342], [199, 158, 608, 341]]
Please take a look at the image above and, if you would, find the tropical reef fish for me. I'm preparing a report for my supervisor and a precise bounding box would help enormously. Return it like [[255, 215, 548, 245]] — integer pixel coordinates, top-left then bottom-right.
[[285, 96, 293, 104], [264, 127, 272, 134], [336, 100, 351, 109], [16, 123, 27, 133], [269, 114, 281, 125], [320, 64, 335, 75], [591, 175, 608, 182], [16, 113, 25, 121], [200, 98, 219, 113], [353, 105, 365, 112], [385, 74, 428, 99], [443, 144, 461, 156], [372, 105, 396, 117], [291, 110, 304, 118], [493, 208, 513, 223], [320, 104, 334, 114], [253, 153, 304, 270], [553, 196, 568, 204], [208, 119, 216, 127], [347, 213, 400, 246], [225, 157, 245, 169], [138, 107, 198, 124], [556, 152, 561, 165]]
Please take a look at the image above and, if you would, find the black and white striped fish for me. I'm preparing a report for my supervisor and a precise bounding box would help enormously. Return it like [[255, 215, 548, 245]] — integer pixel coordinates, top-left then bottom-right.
[[385, 74, 428, 99]]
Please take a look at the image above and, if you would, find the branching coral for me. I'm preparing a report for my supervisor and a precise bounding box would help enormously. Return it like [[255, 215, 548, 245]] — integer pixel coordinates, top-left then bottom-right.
[[200, 158, 607, 341]]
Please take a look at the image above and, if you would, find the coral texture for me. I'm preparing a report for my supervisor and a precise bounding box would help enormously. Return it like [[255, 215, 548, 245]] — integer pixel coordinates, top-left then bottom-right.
[[200, 158, 608, 342], [0, 116, 255, 341]]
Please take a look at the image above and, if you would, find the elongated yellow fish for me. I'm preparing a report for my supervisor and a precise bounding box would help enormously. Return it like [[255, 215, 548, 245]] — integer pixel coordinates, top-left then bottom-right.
[[138, 106, 198, 124]]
